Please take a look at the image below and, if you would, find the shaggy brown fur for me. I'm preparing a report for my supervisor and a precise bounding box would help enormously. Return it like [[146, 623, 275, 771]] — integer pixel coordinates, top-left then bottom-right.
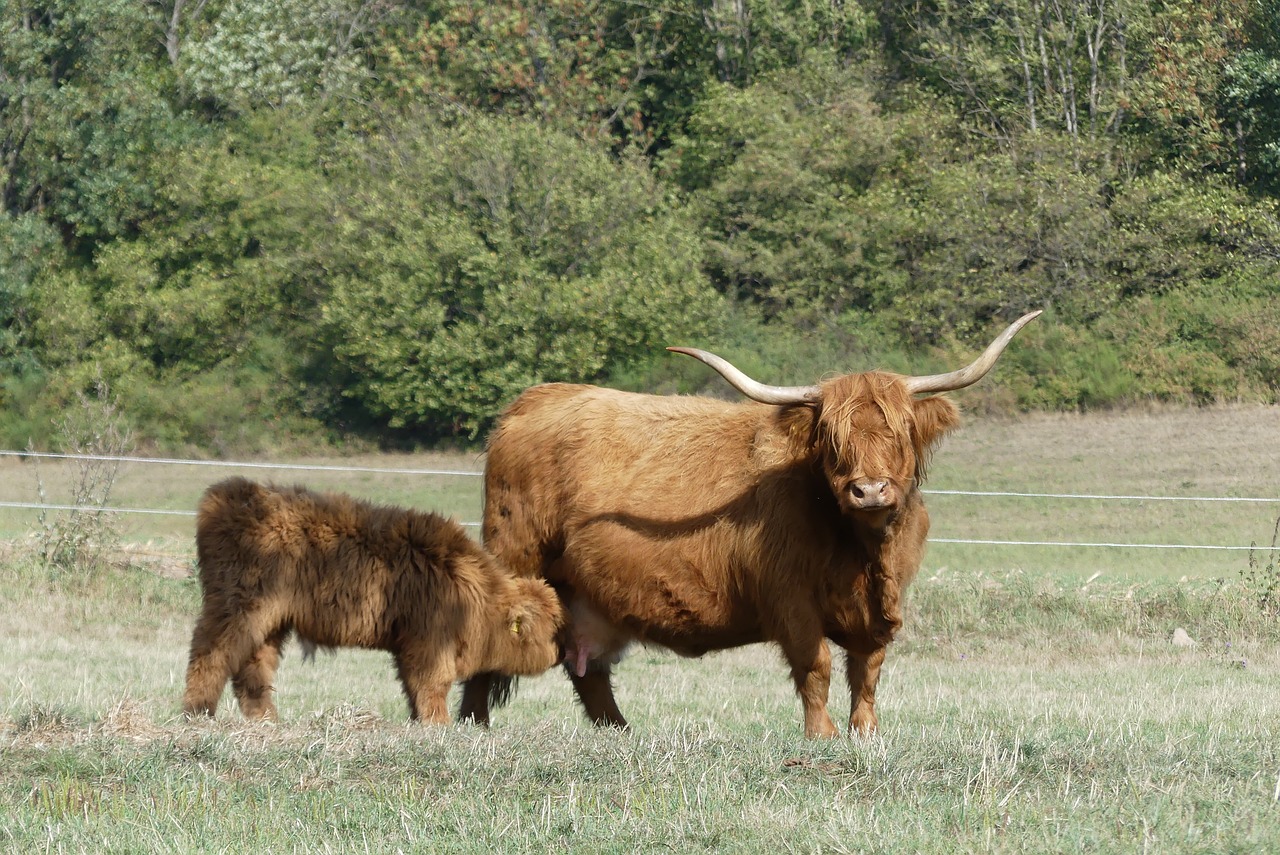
[[183, 477, 564, 723], [458, 374, 962, 738]]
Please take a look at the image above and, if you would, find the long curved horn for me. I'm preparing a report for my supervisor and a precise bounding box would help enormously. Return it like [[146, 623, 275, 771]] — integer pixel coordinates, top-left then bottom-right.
[[665, 347, 823, 405], [904, 310, 1042, 394]]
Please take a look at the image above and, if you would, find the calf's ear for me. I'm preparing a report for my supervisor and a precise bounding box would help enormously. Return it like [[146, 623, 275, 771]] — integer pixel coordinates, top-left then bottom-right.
[[507, 605, 526, 637], [911, 395, 961, 481]]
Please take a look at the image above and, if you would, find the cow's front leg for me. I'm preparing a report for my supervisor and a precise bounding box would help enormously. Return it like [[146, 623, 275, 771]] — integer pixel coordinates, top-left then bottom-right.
[[568, 666, 628, 728], [781, 635, 838, 738], [457, 673, 493, 726], [845, 646, 886, 736]]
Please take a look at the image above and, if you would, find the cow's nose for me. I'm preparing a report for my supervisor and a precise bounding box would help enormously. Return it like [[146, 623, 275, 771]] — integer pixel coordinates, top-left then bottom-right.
[[849, 480, 892, 509]]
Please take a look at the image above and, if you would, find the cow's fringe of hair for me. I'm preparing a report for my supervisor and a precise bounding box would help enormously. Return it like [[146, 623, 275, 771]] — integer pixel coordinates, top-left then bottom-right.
[[877, 574, 905, 643], [488, 674, 518, 708], [816, 374, 915, 471]]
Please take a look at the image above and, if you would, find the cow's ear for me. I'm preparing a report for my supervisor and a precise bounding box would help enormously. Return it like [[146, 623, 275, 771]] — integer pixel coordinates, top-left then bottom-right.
[[775, 404, 820, 458], [911, 395, 960, 481], [507, 601, 535, 637]]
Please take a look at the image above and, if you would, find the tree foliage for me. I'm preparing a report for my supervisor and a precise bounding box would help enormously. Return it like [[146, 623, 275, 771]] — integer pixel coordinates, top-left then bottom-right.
[[178, 0, 374, 111], [315, 113, 716, 437], [2, 0, 1279, 451]]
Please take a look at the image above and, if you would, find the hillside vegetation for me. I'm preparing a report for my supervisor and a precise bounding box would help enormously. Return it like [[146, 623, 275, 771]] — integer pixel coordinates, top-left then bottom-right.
[[3, 1, 1280, 451]]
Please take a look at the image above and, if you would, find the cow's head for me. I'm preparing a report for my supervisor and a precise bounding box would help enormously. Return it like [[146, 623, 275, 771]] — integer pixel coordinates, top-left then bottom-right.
[[485, 576, 567, 676], [669, 311, 1040, 529]]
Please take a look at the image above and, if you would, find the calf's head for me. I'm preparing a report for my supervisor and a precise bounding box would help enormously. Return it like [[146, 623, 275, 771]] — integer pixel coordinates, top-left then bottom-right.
[[482, 576, 566, 676], [669, 310, 1040, 528]]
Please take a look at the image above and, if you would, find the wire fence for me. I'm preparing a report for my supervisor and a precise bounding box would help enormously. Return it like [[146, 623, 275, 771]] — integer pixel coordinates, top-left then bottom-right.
[[2, 449, 1278, 550]]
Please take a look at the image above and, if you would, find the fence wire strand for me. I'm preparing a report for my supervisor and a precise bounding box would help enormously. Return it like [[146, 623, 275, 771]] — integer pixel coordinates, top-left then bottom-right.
[[4, 450, 1277, 548]]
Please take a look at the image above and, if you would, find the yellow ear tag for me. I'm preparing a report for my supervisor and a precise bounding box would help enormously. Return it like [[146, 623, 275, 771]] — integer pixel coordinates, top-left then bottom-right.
[[510, 616, 523, 635]]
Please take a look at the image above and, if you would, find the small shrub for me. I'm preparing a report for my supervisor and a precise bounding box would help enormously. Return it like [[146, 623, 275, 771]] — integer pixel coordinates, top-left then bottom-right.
[[32, 377, 134, 587], [1241, 516, 1280, 619]]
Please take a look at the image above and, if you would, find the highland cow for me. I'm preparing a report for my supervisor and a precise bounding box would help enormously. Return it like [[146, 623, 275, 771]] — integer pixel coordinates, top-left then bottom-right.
[[460, 312, 1039, 737], [183, 477, 564, 723]]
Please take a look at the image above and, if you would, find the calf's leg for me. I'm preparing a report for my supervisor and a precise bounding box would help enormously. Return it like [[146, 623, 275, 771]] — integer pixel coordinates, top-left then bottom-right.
[[395, 643, 456, 724], [183, 610, 256, 718], [231, 626, 289, 721]]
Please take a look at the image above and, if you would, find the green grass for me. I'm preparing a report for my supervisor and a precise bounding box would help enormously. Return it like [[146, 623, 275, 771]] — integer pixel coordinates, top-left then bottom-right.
[[3, 547, 1279, 852], [925, 404, 1280, 579], [0, 449, 486, 558], [7, 694, 1277, 854]]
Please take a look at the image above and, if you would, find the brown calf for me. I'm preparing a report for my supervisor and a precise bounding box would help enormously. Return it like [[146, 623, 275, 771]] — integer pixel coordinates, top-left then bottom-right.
[[183, 477, 564, 722]]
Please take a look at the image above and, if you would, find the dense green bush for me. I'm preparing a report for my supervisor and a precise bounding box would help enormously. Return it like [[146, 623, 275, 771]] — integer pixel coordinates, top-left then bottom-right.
[[314, 113, 719, 438], [1103, 276, 1280, 403]]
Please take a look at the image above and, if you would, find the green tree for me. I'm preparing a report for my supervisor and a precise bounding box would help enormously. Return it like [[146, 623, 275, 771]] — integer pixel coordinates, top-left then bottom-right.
[[378, 0, 704, 147], [29, 112, 327, 375], [17, 109, 340, 448], [379, 0, 871, 150], [316, 112, 718, 437], [874, 0, 1155, 149], [177, 0, 382, 111], [1, 0, 190, 248], [664, 59, 908, 318], [0, 212, 62, 375], [1220, 40, 1280, 188]]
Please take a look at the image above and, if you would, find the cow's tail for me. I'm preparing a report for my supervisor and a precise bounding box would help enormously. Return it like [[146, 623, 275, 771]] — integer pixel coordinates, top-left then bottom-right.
[[489, 674, 518, 708], [457, 672, 519, 724]]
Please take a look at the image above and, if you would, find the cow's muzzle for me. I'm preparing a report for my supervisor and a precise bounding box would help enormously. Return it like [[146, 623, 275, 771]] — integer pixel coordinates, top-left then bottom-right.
[[847, 479, 895, 511]]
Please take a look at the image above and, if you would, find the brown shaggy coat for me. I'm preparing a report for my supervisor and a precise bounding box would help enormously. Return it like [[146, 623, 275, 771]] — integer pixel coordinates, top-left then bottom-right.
[[459, 376, 960, 738], [183, 477, 564, 723]]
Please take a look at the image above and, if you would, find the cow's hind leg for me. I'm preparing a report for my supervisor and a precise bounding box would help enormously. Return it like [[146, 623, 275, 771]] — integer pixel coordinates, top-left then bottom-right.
[[231, 626, 289, 721], [568, 666, 627, 729], [779, 634, 838, 738], [845, 646, 886, 736], [457, 673, 494, 726]]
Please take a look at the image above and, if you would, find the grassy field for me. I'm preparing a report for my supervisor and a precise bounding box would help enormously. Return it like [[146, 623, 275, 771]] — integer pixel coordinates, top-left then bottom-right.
[[2, 405, 1279, 852], [926, 404, 1280, 580]]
